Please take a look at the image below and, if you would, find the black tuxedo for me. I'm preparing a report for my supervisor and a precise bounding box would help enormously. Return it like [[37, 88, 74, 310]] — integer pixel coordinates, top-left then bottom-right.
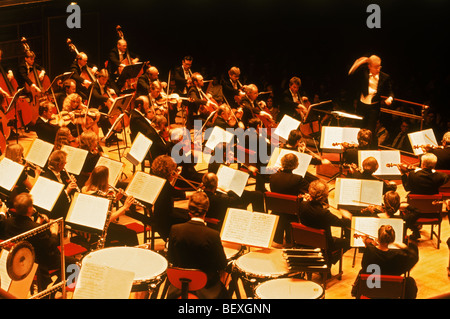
[[69, 60, 92, 99], [280, 88, 306, 120], [172, 65, 191, 95], [16, 62, 44, 89], [431, 147, 450, 170], [33, 117, 59, 144], [220, 76, 242, 109], [167, 219, 228, 296], [238, 96, 261, 128], [401, 168, 450, 195], [136, 73, 152, 97]]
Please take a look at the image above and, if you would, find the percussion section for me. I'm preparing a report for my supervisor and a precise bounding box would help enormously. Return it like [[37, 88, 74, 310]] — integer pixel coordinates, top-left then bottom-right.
[[254, 278, 325, 299]]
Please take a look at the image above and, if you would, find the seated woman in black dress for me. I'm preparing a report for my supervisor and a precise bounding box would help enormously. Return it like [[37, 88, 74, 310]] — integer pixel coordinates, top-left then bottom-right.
[[352, 224, 419, 299]]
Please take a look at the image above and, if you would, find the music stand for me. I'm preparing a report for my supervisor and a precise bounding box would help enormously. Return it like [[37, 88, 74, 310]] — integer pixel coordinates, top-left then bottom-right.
[[104, 113, 126, 159], [107, 93, 133, 147], [5, 87, 25, 143], [116, 63, 143, 92], [48, 71, 74, 113]]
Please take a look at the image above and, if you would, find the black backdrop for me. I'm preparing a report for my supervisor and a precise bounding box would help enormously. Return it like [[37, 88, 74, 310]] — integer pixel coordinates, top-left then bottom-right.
[[1, 0, 450, 115]]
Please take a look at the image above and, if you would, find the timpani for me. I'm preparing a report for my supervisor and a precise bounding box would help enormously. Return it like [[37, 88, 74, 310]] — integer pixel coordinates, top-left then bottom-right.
[[254, 278, 325, 299]]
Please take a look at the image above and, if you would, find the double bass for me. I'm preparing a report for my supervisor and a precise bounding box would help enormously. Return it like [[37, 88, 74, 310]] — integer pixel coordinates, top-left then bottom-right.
[[20, 37, 51, 123], [66, 38, 97, 88]]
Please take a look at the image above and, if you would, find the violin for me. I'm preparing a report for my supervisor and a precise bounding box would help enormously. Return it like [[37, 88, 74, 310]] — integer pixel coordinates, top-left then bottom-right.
[[332, 142, 359, 149], [386, 162, 417, 173], [413, 144, 443, 152]]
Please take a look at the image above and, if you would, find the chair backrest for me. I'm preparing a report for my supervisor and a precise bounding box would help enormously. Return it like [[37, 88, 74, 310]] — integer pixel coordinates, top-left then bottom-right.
[[436, 170, 450, 192], [166, 267, 208, 292], [356, 274, 405, 299], [290, 222, 327, 250], [407, 194, 443, 214], [265, 192, 300, 215]]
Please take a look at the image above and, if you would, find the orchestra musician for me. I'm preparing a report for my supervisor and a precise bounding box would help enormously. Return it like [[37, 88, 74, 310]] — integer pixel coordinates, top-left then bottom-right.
[[348, 55, 394, 148], [61, 93, 86, 137], [172, 55, 193, 96], [77, 130, 104, 189], [81, 165, 139, 247], [420, 131, 450, 170], [148, 80, 167, 117], [54, 126, 78, 151], [238, 84, 273, 129], [41, 150, 78, 220], [54, 79, 76, 113], [33, 100, 61, 144], [220, 66, 243, 109], [187, 72, 218, 129], [270, 152, 310, 247], [16, 50, 46, 95], [212, 103, 243, 130], [150, 155, 190, 242], [342, 128, 374, 165], [136, 65, 161, 97], [399, 152, 450, 195], [107, 38, 139, 89], [0, 193, 78, 293], [280, 76, 309, 121], [69, 52, 96, 100], [167, 191, 229, 299]]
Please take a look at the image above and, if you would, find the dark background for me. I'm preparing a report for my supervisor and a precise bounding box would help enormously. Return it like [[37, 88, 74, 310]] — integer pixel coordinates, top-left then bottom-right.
[[1, 0, 449, 117]]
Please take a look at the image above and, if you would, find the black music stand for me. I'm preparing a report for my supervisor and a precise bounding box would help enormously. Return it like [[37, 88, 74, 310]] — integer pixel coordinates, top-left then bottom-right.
[[116, 62, 143, 93], [48, 71, 74, 113], [5, 87, 25, 143], [104, 113, 127, 159]]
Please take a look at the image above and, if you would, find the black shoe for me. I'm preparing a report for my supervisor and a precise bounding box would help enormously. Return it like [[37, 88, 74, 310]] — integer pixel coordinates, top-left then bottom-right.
[[409, 231, 421, 241]]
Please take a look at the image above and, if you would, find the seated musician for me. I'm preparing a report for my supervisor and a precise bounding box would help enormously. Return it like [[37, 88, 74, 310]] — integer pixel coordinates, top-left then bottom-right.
[[136, 65, 160, 97], [150, 155, 189, 242], [62, 93, 86, 138], [352, 225, 419, 299], [280, 76, 309, 121], [342, 128, 374, 165], [167, 191, 229, 299], [41, 150, 78, 220], [3, 143, 42, 207], [77, 130, 104, 188], [399, 152, 450, 195], [172, 55, 193, 96], [422, 131, 450, 170], [148, 80, 167, 118], [0, 193, 78, 292], [270, 153, 310, 248], [297, 179, 353, 270], [187, 72, 217, 128], [360, 190, 402, 219], [81, 165, 139, 247], [220, 66, 243, 109], [69, 52, 95, 100], [54, 79, 76, 112], [16, 50, 45, 95], [212, 103, 244, 130], [107, 38, 139, 89], [89, 68, 120, 144], [54, 126, 77, 151], [238, 84, 272, 129], [34, 101, 62, 144], [346, 156, 397, 195]]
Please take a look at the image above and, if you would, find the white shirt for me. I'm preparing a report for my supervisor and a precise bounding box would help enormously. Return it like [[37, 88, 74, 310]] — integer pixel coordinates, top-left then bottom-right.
[[360, 73, 379, 104]]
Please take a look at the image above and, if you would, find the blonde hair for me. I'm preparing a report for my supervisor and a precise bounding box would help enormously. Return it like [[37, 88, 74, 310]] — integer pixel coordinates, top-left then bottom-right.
[[62, 93, 82, 112], [4, 143, 24, 163], [79, 130, 98, 152]]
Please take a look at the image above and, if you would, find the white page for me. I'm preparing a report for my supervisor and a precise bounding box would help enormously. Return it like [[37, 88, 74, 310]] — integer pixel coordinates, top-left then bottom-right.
[[66, 193, 110, 232], [204, 126, 234, 151], [351, 217, 404, 248], [269, 148, 312, 177], [126, 132, 153, 166], [24, 138, 54, 168], [216, 165, 249, 197], [95, 156, 124, 187], [320, 126, 359, 150], [336, 178, 362, 206], [61, 145, 89, 175], [359, 180, 383, 206], [0, 157, 25, 191], [0, 249, 11, 291], [273, 114, 301, 141], [73, 261, 135, 299], [408, 129, 438, 156], [29, 176, 64, 211], [125, 171, 166, 205], [358, 150, 401, 176]]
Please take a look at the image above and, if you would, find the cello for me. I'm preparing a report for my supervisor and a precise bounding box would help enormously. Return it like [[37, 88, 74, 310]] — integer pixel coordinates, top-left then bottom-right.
[[20, 37, 51, 123]]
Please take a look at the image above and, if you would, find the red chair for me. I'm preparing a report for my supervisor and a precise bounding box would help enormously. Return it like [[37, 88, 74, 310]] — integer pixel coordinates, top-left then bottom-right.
[[405, 194, 444, 249], [264, 192, 300, 215], [354, 274, 405, 299], [290, 222, 343, 288], [166, 267, 208, 299]]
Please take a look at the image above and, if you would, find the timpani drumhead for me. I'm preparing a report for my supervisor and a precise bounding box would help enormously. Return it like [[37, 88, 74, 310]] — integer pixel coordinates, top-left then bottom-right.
[[235, 249, 289, 278], [83, 247, 168, 282], [255, 278, 324, 299]]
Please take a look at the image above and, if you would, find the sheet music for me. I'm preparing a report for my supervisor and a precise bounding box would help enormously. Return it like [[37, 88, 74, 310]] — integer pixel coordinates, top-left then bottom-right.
[[273, 115, 301, 141], [73, 261, 135, 299], [66, 193, 110, 232], [126, 132, 153, 166], [408, 128, 438, 156], [204, 126, 234, 151], [358, 150, 401, 176], [351, 217, 404, 248], [0, 157, 24, 191], [221, 208, 278, 248], [61, 145, 89, 175], [0, 249, 11, 291], [29, 176, 64, 211], [125, 171, 166, 205], [268, 147, 312, 177], [320, 126, 359, 151], [335, 178, 383, 207], [108, 94, 133, 116], [95, 156, 124, 187], [24, 138, 54, 168], [216, 165, 249, 197]]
